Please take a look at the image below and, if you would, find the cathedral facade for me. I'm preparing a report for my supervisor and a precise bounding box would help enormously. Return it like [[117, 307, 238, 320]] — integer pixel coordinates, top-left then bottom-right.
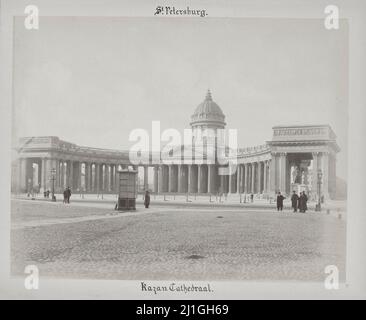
[[13, 91, 339, 200]]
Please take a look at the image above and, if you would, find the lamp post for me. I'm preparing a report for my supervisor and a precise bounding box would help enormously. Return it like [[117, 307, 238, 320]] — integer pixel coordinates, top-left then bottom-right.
[[316, 169, 322, 212], [51, 168, 56, 202]]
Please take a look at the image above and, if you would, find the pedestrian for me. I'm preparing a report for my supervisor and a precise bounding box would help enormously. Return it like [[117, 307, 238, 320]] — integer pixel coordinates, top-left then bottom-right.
[[67, 186, 71, 204], [302, 191, 308, 213], [291, 190, 299, 212], [250, 193, 254, 203], [299, 192, 304, 212], [144, 190, 150, 208], [63, 188, 68, 204], [46, 190, 50, 198], [276, 192, 285, 211], [299, 191, 308, 213]]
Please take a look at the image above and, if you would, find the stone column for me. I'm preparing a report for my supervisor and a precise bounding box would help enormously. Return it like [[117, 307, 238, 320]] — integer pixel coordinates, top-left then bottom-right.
[[270, 154, 277, 195], [92, 164, 96, 192], [154, 166, 159, 193], [53, 159, 60, 191], [95, 163, 100, 194], [279, 153, 287, 194], [19, 158, 27, 192], [45, 158, 51, 191], [60, 161, 64, 188], [267, 161, 270, 193], [169, 165, 174, 193], [177, 165, 182, 193], [244, 164, 248, 193], [106, 164, 110, 192], [59, 161, 63, 189], [88, 163, 93, 192], [143, 165, 149, 191], [48, 159, 56, 192], [229, 168, 236, 194], [84, 163, 89, 192], [64, 161, 69, 188], [84, 162, 91, 192], [257, 161, 262, 194], [208, 165, 215, 194], [163, 165, 169, 192], [75, 162, 80, 192], [251, 163, 255, 194], [109, 165, 114, 192], [197, 165, 202, 193], [68, 161, 73, 189], [158, 165, 164, 193], [240, 164, 244, 193], [114, 164, 119, 193], [311, 153, 318, 199], [219, 172, 224, 194], [263, 161, 268, 194], [45, 159, 52, 191], [104, 165, 108, 192], [110, 165, 114, 191], [40, 158, 46, 192], [100, 164, 104, 192], [228, 171, 232, 194], [101, 164, 105, 192], [187, 165, 192, 193], [236, 165, 241, 194], [247, 164, 252, 193], [82, 162, 86, 192], [320, 152, 330, 199]]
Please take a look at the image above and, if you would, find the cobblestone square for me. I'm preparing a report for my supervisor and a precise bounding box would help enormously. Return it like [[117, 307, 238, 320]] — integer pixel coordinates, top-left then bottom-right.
[[11, 199, 346, 281]]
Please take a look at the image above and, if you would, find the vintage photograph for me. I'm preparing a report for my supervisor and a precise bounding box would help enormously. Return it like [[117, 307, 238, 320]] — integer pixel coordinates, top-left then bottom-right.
[[10, 16, 348, 282]]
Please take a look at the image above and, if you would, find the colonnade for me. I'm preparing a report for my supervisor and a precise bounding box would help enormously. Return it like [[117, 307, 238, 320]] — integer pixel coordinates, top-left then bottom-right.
[[138, 160, 271, 195], [18, 157, 273, 195], [17, 158, 131, 194], [16, 153, 335, 199]]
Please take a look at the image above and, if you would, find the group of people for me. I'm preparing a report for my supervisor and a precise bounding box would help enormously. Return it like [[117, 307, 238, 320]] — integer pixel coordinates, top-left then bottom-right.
[[43, 190, 51, 198], [131, 188, 312, 213], [291, 191, 308, 213], [276, 191, 308, 213], [63, 187, 72, 204]]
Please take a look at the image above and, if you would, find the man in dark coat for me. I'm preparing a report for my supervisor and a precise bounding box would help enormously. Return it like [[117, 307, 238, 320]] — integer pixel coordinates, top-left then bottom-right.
[[63, 189, 68, 204], [66, 187, 71, 204], [276, 192, 285, 211], [299, 191, 308, 213], [144, 190, 150, 208], [303, 192, 308, 212], [291, 191, 299, 212]]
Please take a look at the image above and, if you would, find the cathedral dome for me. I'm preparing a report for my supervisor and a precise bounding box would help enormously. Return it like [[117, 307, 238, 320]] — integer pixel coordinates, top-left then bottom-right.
[[190, 90, 226, 129]]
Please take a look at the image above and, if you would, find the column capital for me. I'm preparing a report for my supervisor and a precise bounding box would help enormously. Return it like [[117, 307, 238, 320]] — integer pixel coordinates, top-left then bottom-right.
[[280, 152, 287, 157]]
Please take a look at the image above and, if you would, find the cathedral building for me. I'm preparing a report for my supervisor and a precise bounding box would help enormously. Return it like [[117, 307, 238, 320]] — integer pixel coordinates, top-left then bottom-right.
[[13, 91, 339, 200]]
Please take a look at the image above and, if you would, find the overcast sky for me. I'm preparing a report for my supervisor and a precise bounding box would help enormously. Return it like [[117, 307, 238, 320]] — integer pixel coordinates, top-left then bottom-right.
[[13, 17, 348, 179]]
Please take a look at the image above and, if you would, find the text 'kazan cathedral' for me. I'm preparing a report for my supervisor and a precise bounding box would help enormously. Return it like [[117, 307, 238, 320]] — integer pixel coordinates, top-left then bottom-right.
[[13, 90, 340, 200]]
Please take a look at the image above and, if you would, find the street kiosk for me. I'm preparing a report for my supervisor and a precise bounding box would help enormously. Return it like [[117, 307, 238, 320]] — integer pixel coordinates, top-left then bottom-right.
[[117, 169, 137, 210]]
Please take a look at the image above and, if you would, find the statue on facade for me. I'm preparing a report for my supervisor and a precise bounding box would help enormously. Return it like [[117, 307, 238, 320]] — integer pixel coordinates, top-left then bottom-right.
[[291, 165, 300, 184], [301, 170, 305, 184]]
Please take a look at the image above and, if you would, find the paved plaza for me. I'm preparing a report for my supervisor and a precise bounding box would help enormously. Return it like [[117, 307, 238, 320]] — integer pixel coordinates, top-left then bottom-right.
[[11, 198, 346, 281]]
